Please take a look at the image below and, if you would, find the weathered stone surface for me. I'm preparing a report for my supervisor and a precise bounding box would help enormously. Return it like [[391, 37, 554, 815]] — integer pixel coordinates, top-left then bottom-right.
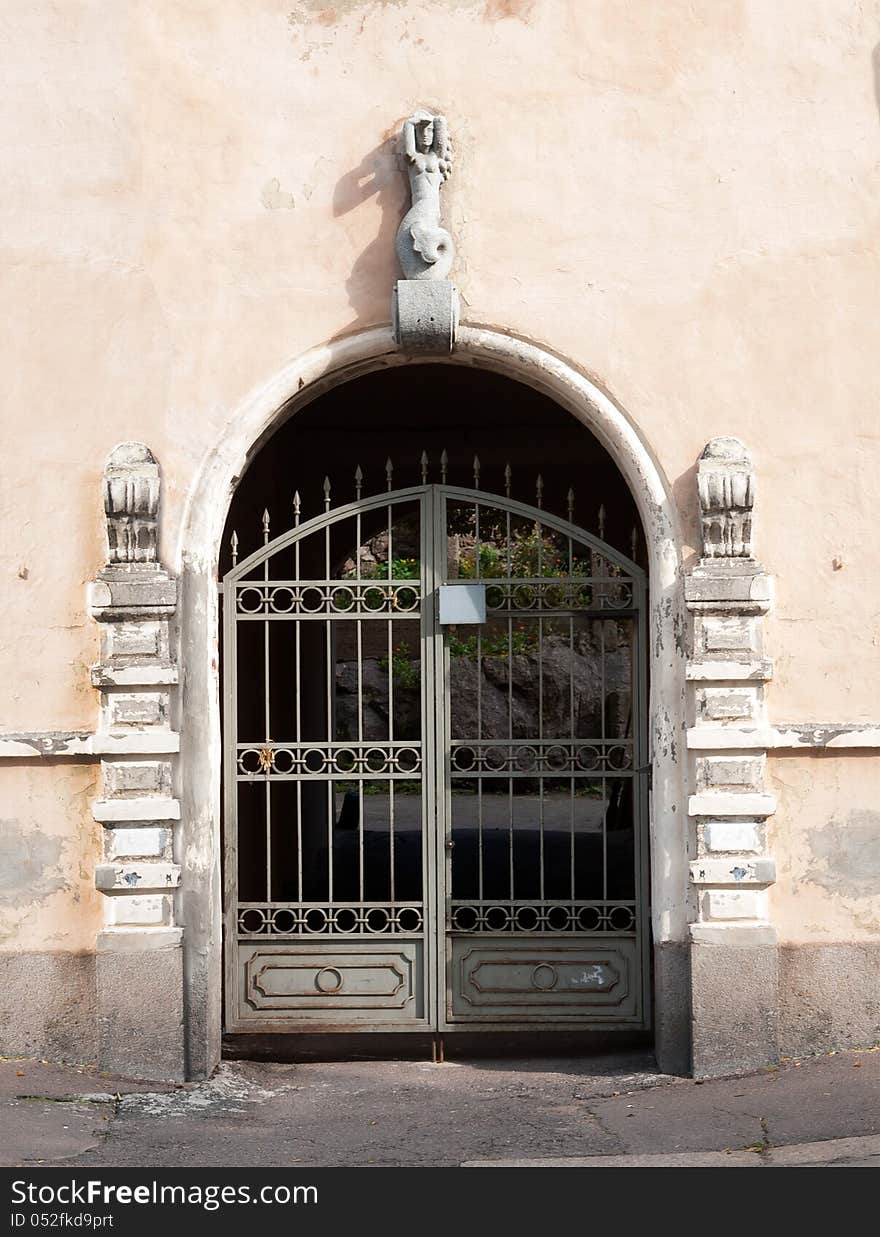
[[96, 946, 185, 1082], [778, 943, 880, 1057], [690, 938, 778, 1078], [0, 951, 96, 1065]]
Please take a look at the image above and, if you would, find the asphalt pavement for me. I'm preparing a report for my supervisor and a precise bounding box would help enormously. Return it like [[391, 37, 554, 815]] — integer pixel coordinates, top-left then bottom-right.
[[1, 1045, 877, 1168]]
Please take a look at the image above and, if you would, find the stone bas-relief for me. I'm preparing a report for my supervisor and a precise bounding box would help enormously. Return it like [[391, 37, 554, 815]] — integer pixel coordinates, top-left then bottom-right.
[[392, 111, 459, 352], [395, 111, 454, 279]]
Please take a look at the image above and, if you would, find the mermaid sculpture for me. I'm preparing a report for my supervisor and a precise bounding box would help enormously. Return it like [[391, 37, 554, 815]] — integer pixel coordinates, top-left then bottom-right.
[[395, 111, 454, 280]]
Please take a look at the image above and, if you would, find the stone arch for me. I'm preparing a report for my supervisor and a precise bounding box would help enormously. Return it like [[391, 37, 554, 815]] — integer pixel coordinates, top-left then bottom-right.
[[176, 325, 689, 1078]]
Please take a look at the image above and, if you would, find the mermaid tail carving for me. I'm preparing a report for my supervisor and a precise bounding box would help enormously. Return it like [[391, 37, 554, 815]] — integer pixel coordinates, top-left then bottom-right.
[[396, 111, 454, 281]]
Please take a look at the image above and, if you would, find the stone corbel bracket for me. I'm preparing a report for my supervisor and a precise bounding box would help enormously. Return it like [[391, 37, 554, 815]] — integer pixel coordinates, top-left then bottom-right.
[[685, 437, 778, 1076], [87, 442, 184, 1081]]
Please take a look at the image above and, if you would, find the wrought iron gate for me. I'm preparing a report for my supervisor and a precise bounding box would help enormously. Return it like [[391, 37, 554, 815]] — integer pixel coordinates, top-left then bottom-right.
[[223, 461, 649, 1032]]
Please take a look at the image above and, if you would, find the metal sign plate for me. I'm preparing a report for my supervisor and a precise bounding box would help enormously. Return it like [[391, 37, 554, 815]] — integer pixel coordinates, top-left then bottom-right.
[[438, 583, 487, 625]]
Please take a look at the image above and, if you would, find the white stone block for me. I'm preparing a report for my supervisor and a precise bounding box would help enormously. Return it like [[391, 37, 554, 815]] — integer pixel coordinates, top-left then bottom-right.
[[105, 692, 167, 727], [698, 688, 755, 721], [106, 622, 162, 659], [689, 792, 777, 817], [701, 617, 755, 653], [704, 821, 761, 853], [690, 857, 776, 887], [105, 894, 171, 926], [699, 755, 764, 790], [92, 796, 180, 822], [102, 760, 172, 797], [96, 862, 180, 892], [702, 889, 767, 920], [106, 828, 168, 859]]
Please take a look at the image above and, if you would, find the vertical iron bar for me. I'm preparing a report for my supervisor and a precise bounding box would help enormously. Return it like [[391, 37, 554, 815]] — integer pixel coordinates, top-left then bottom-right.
[[356, 509, 364, 902], [263, 511, 271, 902], [537, 519, 544, 901], [325, 520, 333, 902], [295, 533, 302, 901], [569, 533, 575, 901], [387, 497, 395, 904], [506, 506, 514, 902], [601, 612, 607, 902], [475, 500, 483, 903]]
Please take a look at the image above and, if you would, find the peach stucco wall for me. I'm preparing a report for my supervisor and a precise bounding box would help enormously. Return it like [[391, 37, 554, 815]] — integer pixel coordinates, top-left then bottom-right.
[[1, 0, 878, 950]]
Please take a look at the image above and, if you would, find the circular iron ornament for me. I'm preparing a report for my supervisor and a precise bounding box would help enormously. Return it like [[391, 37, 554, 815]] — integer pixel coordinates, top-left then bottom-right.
[[335, 749, 356, 774], [238, 749, 264, 775], [394, 586, 419, 612], [239, 908, 268, 934], [484, 745, 508, 772], [451, 746, 476, 772], [365, 748, 388, 774], [575, 745, 601, 772], [303, 908, 329, 934], [395, 747, 420, 773], [451, 905, 479, 932], [531, 964, 559, 992], [329, 586, 355, 613], [315, 967, 344, 994], [363, 907, 391, 933], [303, 749, 327, 774], [485, 585, 505, 610], [333, 907, 358, 933], [515, 746, 538, 772], [484, 904, 512, 931], [268, 587, 296, 613], [512, 584, 536, 610], [363, 587, 387, 612], [576, 906, 603, 932], [395, 907, 422, 932], [545, 745, 568, 771], [513, 905, 540, 931], [546, 905, 573, 932], [273, 748, 295, 774], [237, 587, 266, 614], [602, 583, 633, 610], [608, 905, 636, 932], [299, 586, 326, 613], [606, 744, 633, 771], [271, 908, 296, 934]]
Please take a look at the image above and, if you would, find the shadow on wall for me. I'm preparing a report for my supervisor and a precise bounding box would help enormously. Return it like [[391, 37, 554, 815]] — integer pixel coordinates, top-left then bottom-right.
[[873, 43, 880, 130], [672, 460, 700, 568], [333, 136, 406, 333]]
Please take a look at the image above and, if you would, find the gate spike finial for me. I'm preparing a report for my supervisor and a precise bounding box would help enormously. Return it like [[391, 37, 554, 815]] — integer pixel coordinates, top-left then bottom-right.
[[323, 476, 332, 511], [354, 466, 363, 501], [536, 474, 544, 508], [598, 503, 606, 540], [504, 462, 512, 497], [230, 529, 239, 566], [420, 450, 429, 484], [385, 457, 394, 492], [262, 508, 271, 543], [473, 454, 481, 487], [567, 487, 575, 522], [440, 449, 448, 483], [293, 490, 301, 527]]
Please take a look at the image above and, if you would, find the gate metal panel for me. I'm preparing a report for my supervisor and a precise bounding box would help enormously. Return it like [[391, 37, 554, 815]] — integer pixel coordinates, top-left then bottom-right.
[[222, 474, 649, 1034]]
